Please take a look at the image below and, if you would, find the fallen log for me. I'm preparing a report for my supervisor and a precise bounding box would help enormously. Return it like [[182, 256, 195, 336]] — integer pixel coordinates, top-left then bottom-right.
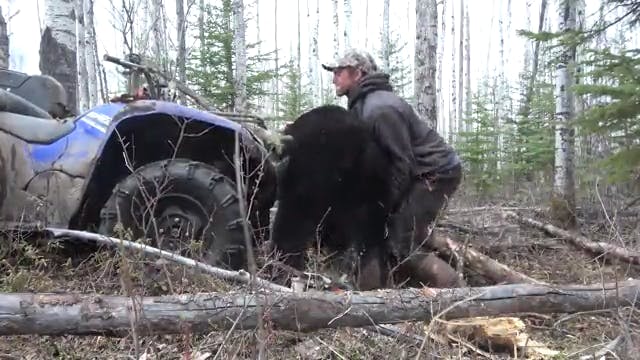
[[1, 280, 638, 337], [429, 235, 547, 285], [44, 228, 423, 343], [503, 211, 640, 265]]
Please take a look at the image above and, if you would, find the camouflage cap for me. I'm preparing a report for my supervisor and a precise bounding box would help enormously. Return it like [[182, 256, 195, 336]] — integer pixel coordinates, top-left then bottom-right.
[[321, 49, 379, 74]]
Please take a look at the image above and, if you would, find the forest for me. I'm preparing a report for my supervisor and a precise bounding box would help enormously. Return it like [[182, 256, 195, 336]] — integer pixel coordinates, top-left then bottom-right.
[[0, 0, 638, 358]]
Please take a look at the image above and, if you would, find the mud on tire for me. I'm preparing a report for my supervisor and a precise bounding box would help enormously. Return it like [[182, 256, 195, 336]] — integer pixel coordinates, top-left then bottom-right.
[[98, 158, 247, 270]]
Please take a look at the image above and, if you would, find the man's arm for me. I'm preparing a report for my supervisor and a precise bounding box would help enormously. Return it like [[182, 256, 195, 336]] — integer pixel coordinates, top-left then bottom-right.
[[370, 108, 415, 212]]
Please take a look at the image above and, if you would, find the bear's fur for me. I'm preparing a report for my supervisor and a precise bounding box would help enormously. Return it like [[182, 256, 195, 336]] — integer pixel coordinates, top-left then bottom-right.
[[270, 105, 393, 289]]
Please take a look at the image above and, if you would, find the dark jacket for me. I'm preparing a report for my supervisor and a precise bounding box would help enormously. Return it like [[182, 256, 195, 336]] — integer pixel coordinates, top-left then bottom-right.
[[346, 72, 460, 210]]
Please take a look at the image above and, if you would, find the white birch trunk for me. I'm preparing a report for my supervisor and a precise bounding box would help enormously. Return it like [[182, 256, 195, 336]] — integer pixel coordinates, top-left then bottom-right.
[[449, 0, 457, 140], [74, 0, 88, 112], [495, 0, 505, 171], [457, 0, 464, 126], [176, 0, 187, 104], [233, 0, 247, 112], [552, 0, 578, 228], [296, 0, 301, 111], [437, 0, 446, 133], [151, 0, 166, 71], [524, 0, 532, 71], [314, 0, 321, 103], [382, 0, 390, 72], [83, 0, 98, 107], [364, 0, 369, 48], [307, 0, 319, 106], [414, 0, 438, 129], [273, 0, 279, 115], [574, 1, 586, 161], [255, 0, 260, 55], [199, 0, 205, 54], [41, 0, 78, 112], [343, 0, 351, 50], [332, 0, 339, 59], [464, 0, 471, 122], [0, 6, 9, 68]]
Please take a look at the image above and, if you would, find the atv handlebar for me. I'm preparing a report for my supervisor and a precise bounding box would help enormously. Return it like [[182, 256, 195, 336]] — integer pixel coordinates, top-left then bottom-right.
[[103, 54, 268, 129], [104, 54, 146, 71]]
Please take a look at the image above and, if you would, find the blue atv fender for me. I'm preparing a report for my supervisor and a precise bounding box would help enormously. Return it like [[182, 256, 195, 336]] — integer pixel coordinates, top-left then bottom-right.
[[0, 98, 277, 268]]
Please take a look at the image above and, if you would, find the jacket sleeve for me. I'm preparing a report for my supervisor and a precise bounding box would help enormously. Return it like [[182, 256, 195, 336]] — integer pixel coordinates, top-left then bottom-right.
[[370, 108, 414, 212]]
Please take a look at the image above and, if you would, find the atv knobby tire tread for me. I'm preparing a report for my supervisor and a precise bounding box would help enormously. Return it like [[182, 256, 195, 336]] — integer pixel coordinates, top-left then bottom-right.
[[98, 158, 247, 270]]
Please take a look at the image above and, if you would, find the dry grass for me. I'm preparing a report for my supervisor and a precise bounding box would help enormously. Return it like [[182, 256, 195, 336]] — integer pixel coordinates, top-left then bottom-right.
[[1, 195, 639, 359]]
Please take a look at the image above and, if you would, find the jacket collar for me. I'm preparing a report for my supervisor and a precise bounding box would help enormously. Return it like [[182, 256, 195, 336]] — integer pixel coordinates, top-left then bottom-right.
[[346, 72, 393, 109]]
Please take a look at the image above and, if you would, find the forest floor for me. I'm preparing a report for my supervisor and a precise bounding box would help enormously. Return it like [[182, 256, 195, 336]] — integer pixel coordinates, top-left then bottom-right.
[[0, 192, 639, 359]]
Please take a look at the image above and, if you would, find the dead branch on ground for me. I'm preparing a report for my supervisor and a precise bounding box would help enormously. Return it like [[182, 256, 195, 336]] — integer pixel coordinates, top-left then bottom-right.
[[1, 280, 638, 337], [447, 206, 545, 214], [429, 235, 548, 285], [503, 211, 640, 265], [44, 227, 291, 292]]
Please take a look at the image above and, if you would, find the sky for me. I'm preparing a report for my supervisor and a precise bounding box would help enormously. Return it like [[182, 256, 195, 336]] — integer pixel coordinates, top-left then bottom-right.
[[0, 0, 635, 133], [0, 0, 542, 82]]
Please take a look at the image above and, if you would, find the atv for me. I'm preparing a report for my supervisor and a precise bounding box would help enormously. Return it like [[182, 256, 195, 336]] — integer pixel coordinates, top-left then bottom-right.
[[0, 54, 278, 270]]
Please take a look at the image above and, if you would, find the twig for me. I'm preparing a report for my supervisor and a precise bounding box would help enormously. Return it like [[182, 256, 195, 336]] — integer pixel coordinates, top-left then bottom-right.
[[44, 227, 291, 292], [234, 130, 267, 359], [569, 335, 624, 359]]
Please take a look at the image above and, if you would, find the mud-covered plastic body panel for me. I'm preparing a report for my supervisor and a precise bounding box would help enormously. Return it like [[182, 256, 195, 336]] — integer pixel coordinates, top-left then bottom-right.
[[0, 99, 251, 230]]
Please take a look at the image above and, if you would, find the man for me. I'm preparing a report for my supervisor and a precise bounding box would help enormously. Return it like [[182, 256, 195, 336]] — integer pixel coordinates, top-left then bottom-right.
[[322, 49, 465, 288]]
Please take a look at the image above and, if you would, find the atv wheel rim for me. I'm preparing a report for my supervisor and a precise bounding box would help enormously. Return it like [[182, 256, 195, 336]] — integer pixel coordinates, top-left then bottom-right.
[[150, 193, 208, 253]]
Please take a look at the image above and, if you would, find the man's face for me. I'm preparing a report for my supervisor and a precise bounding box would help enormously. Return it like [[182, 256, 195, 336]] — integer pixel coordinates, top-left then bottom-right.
[[332, 67, 362, 96]]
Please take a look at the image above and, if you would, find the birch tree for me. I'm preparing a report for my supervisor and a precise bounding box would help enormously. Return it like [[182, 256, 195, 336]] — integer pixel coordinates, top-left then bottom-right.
[[464, 1, 471, 121], [233, 0, 247, 112], [332, 0, 339, 59], [83, 0, 99, 107], [457, 0, 464, 127], [273, 0, 279, 114], [382, 0, 390, 72], [314, 0, 322, 103], [343, 0, 351, 50], [150, 0, 168, 72], [437, 0, 446, 131], [176, 0, 187, 104], [414, 0, 438, 129], [74, 0, 88, 111], [199, 0, 205, 66], [40, 0, 77, 113], [307, 0, 319, 105], [551, 0, 579, 228], [0, 6, 9, 68], [449, 0, 457, 139]]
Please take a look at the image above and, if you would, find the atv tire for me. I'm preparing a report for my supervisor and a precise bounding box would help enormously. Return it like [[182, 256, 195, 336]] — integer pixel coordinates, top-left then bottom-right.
[[98, 158, 247, 270]]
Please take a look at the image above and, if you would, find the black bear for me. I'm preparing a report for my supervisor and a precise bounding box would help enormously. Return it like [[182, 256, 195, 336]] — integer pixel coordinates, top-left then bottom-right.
[[269, 105, 393, 290]]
